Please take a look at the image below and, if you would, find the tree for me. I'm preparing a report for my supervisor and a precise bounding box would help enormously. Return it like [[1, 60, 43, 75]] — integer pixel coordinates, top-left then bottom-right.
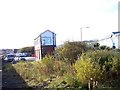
[[18, 46, 34, 54], [55, 41, 91, 64], [93, 43, 100, 49]]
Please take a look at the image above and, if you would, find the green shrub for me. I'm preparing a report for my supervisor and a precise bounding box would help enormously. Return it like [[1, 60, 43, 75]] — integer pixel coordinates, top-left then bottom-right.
[[53, 60, 69, 76], [41, 55, 71, 76], [111, 51, 120, 80], [55, 41, 91, 64], [75, 56, 101, 85], [63, 72, 81, 88], [75, 50, 120, 88], [4, 48, 120, 88], [41, 55, 55, 74], [47, 76, 65, 88], [41, 55, 54, 65]]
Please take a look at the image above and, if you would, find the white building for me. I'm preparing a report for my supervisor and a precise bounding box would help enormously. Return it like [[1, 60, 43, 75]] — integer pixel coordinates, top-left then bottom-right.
[[118, 34, 120, 49], [98, 32, 120, 49]]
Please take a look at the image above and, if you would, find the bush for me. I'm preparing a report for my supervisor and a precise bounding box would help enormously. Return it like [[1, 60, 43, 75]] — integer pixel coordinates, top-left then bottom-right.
[[41, 55, 70, 76], [63, 72, 81, 88], [75, 56, 101, 85], [55, 41, 91, 64], [4, 47, 120, 88], [18, 46, 34, 54], [53, 60, 70, 76], [41, 55, 54, 73], [111, 51, 120, 79], [75, 50, 120, 88]]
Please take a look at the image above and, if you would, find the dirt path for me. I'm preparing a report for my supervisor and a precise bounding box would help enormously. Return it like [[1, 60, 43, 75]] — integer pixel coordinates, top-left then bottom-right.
[[2, 60, 50, 89], [2, 60, 28, 89]]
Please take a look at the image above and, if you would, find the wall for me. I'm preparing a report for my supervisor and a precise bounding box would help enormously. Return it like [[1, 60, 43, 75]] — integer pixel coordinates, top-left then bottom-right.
[[34, 36, 41, 60], [41, 45, 55, 57], [118, 36, 120, 49]]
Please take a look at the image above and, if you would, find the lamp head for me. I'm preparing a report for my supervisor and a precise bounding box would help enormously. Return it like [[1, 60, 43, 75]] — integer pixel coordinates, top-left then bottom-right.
[[86, 27, 89, 28]]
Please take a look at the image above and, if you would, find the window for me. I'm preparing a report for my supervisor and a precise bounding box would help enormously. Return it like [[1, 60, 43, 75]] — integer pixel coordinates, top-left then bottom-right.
[[7, 55, 14, 57], [41, 37, 51, 45]]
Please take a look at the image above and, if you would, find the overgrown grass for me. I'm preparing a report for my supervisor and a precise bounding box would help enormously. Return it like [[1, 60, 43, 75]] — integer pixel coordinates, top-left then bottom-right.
[[3, 49, 120, 89], [12, 61, 49, 87], [3, 56, 72, 88]]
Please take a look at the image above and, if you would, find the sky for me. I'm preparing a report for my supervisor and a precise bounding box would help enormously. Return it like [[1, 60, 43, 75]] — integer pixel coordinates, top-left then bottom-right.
[[0, 0, 119, 49]]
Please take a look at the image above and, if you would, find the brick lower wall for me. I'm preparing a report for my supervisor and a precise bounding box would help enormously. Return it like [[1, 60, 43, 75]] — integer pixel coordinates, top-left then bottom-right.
[[41, 45, 56, 57]]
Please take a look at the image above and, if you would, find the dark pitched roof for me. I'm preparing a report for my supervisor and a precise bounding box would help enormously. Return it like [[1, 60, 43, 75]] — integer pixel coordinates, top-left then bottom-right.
[[112, 32, 120, 35]]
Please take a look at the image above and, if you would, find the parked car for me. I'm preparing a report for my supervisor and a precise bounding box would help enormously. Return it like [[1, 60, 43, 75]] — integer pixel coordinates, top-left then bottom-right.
[[24, 56, 36, 61], [14, 54, 35, 62], [14, 55, 26, 61], [5, 54, 15, 62]]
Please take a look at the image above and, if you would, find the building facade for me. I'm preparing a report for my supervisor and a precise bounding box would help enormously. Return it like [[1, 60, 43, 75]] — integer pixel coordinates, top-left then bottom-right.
[[34, 30, 56, 60], [118, 35, 120, 49]]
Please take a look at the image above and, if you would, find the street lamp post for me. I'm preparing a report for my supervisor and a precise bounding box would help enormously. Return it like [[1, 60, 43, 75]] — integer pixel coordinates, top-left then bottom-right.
[[80, 27, 89, 41]]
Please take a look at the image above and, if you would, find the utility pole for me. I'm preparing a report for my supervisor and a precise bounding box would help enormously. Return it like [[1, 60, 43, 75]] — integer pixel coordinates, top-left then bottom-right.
[[80, 27, 89, 41]]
